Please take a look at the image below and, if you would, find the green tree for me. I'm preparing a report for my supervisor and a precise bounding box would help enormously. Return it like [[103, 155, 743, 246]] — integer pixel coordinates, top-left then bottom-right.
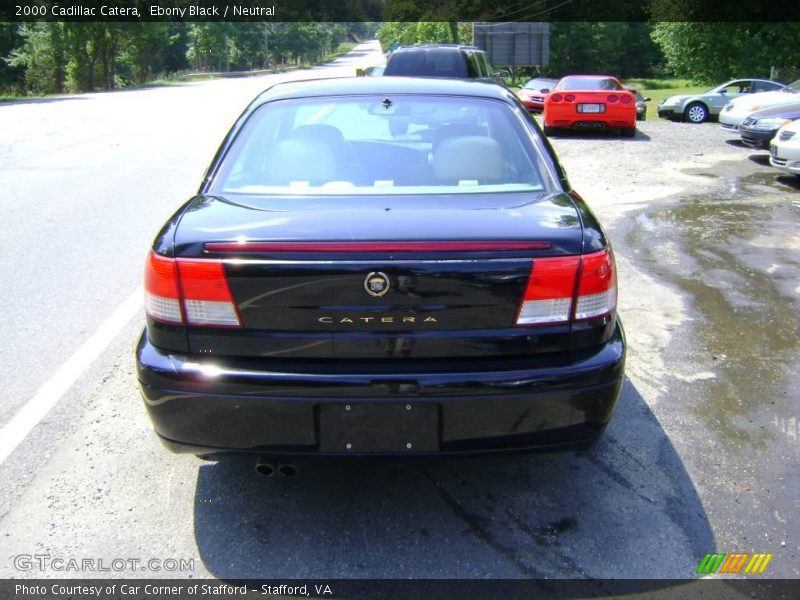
[[5, 23, 66, 94], [547, 22, 662, 79], [651, 22, 800, 83], [377, 22, 458, 52], [0, 22, 24, 91]]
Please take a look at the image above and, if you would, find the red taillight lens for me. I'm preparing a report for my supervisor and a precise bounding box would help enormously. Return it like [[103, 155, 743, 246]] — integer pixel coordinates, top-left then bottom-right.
[[575, 248, 617, 320], [515, 249, 617, 326], [550, 94, 563, 103], [143, 252, 241, 327], [177, 259, 240, 327], [516, 256, 580, 325], [144, 252, 182, 324], [607, 94, 619, 103], [619, 94, 632, 104], [564, 94, 575, 102]]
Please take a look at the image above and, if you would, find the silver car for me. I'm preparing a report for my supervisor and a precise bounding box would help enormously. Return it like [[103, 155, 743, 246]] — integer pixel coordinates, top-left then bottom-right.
[[657, 78, 784, 124]]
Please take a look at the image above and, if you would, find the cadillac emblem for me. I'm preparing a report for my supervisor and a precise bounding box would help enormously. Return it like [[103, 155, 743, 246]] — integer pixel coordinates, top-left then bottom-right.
[[364, 272, 390, 297]]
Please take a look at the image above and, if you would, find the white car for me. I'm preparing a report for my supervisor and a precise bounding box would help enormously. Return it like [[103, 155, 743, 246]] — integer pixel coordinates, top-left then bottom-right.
[[769, 120, 800, 176], [720, 79, 800, 132]]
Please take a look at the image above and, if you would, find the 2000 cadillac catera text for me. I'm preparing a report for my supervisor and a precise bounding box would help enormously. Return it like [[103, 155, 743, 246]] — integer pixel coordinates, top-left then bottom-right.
[[135, 77, 626, 460]]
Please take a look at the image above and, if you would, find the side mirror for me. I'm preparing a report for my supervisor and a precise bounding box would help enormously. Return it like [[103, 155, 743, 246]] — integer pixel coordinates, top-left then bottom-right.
[[644, 97, 651, 102]]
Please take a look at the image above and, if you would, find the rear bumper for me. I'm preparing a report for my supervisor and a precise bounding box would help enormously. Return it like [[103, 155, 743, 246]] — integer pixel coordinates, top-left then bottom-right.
[[136, 322, 626, 456], [545, 116, 636, 130]]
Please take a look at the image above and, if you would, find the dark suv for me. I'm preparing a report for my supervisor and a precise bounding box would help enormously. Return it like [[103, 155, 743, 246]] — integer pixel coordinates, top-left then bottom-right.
[[384, 44, 508, 82]]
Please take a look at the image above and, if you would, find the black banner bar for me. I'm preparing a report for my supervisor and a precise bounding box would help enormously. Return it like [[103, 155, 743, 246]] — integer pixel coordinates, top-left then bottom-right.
[[2, 579, 800, 600], [3, 0, 800, 22]]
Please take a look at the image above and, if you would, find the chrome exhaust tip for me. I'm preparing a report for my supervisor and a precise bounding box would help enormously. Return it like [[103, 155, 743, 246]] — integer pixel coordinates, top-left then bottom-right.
[[254, 458, 275, 477], [278, 463, 297, 477]]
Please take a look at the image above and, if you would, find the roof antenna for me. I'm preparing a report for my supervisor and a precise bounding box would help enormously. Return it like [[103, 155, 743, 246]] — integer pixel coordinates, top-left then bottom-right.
[[382, 98, 393, 109]]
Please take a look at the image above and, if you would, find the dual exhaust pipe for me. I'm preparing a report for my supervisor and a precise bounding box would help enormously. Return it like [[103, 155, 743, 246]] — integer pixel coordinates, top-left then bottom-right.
[[255, 457, 297, 478]]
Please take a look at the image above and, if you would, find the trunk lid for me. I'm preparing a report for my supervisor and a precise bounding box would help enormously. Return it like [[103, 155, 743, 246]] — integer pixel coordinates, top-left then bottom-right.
[[172, 192, 585, 360]]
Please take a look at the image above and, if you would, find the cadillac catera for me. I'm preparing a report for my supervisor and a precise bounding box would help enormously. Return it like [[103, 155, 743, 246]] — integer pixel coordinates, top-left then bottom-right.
[[136, 77, 626, 461]]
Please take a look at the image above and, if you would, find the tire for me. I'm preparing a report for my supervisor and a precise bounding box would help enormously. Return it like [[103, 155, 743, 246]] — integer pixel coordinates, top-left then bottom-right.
[[543, 126, 556, 136], [684, 102, 708, 124], [621, 126, 636, 138]]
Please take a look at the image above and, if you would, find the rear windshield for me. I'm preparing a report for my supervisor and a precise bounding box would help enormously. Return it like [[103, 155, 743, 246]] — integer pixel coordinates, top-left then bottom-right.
[[555, 77, 622, 91], [211, 95, 550, 196], [385, 49, 469, 78]]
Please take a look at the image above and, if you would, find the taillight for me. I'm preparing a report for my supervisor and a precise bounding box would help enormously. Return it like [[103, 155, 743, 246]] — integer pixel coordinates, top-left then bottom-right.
[[564, 94, 575, 102], [515, 249, 617, 326], [550, 94, 563, 103], [619, 94, 632, 104], [144, 252, 241, 327], [574, 249, 617, 320], [144, 253, 182, 324], [607, 94, 619, 103], [177, 259, 241, 327], [516, 256, 579, 325]]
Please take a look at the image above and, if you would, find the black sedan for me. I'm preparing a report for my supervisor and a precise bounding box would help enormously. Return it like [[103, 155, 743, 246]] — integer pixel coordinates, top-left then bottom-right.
[[739, 102, 800, 149], [136, 77, 625, 465]]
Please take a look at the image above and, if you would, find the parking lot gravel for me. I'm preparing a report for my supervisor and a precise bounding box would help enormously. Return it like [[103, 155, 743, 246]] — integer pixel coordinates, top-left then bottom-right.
[[546, 116, 800, 578]]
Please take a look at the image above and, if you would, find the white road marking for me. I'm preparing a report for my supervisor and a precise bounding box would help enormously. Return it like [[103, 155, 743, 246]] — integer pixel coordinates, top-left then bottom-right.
[[0, 286, 143, 465]]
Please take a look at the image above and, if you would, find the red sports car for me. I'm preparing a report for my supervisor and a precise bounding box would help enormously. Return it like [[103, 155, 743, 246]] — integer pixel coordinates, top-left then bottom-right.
[[543, 75, 637, 137]]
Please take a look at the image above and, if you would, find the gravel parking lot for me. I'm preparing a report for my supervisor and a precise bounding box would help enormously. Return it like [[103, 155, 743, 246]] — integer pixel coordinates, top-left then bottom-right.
[[546, 117, 800, 577]]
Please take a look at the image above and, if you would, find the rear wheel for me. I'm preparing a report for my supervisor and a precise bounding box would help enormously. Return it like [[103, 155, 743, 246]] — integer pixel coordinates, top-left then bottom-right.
[[684, 102, 708, 124], [621, 126, 636, 138]]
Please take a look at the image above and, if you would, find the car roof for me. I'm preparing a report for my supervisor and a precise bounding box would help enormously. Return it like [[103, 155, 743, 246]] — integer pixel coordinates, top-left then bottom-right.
[[560, 74, 618, 79], [393, 44, 482, 51], [251, 76, 516, 106], [721, 78, 779, 83]]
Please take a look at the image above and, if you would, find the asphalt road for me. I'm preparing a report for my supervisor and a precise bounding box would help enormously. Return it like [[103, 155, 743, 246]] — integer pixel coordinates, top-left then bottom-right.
[[0, 41, 797, 589]]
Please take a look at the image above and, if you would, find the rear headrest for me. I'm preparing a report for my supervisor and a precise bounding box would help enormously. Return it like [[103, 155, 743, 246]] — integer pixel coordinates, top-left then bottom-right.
[[289, 124, 346, 149], [265, 138, 339, 185], [433, 124, 486, 149], [432, 136, 504, 183]]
